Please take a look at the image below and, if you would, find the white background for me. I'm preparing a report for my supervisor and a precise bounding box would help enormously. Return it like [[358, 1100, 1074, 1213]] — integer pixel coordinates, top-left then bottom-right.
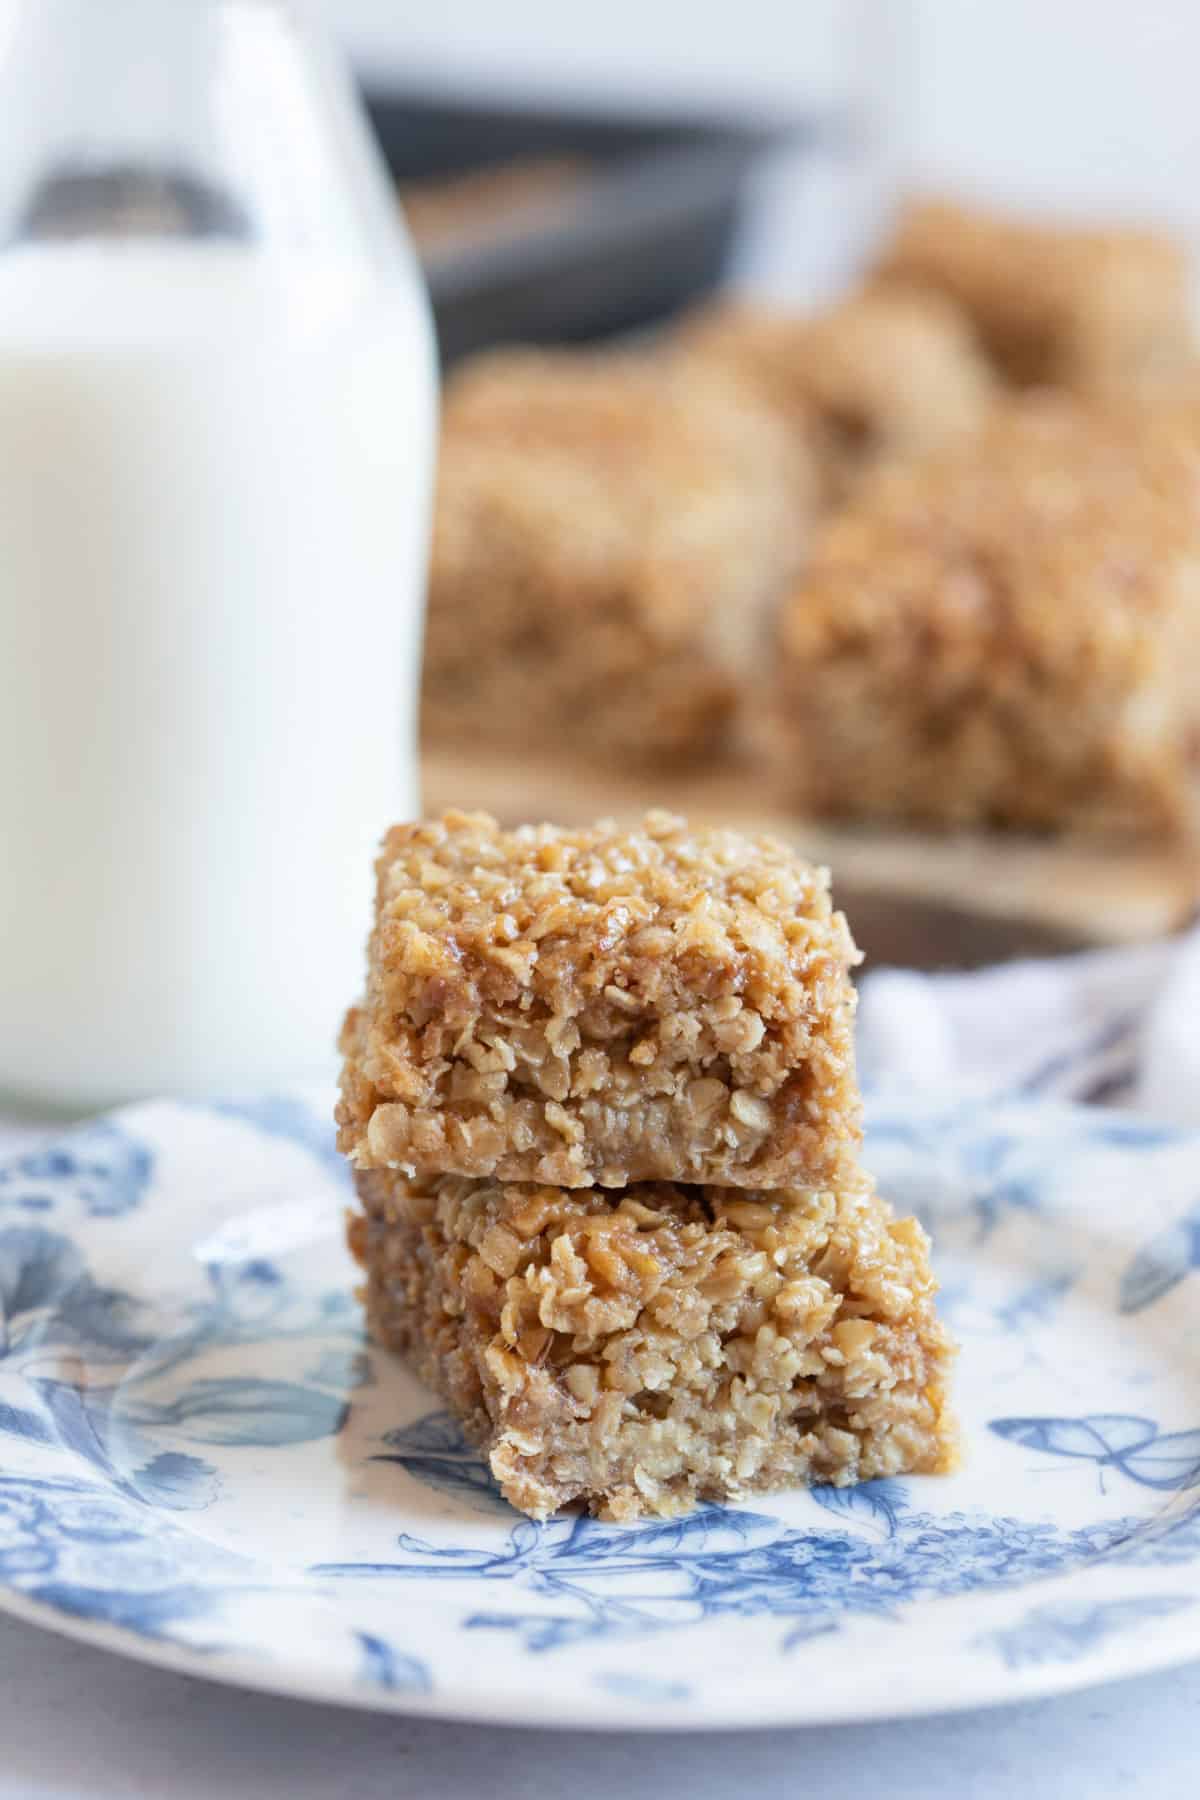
[[324, 0, 1200, 232], [321, 0, 1200, 304], [6, 4, 1200, 1794]]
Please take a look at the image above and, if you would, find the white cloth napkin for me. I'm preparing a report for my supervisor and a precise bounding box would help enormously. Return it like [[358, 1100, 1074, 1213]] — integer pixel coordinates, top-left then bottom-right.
[[857, 922, 1200, 1124]]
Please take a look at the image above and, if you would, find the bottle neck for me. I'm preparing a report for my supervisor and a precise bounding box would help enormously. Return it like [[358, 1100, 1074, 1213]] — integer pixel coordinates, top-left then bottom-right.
[[0, 1, 405, 272]]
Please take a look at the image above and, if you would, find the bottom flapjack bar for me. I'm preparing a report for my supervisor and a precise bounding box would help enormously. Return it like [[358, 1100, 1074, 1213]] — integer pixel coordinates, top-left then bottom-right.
[[349, 1167, 957, 1521]]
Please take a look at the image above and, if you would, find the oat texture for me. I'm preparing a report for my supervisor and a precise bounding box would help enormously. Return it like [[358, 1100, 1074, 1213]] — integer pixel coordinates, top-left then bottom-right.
[[349, 1167, 958, 1520], [420, 348, 811, 762], [337, 810, 862, 1189], [772, 393, 1200, 836]]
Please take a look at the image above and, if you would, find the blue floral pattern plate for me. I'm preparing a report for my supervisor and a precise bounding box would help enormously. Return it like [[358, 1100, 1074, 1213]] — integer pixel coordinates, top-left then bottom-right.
[[1, 1091, 1199, 1729]]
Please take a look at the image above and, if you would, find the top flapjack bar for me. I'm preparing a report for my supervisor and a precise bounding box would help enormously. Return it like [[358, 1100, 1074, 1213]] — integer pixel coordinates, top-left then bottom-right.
[[337, 810, 862, 1191]]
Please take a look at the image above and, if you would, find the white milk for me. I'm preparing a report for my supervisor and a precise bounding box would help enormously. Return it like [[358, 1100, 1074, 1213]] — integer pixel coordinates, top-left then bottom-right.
[[0, 244, 436, 1106]]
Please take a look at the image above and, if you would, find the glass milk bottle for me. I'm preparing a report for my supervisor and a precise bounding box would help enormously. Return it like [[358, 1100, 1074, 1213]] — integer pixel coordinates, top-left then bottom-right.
[[0, 0, 437, 1108]]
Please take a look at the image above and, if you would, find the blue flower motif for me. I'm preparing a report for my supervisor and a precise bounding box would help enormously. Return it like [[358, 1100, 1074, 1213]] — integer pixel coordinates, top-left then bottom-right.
[[0, 1475, 252, 1642], [0, 1123, 151, 1220], [0, 1492, 42, 1534], [52, 1496, 141, 1541], [313, 1459, 1167, 1656]]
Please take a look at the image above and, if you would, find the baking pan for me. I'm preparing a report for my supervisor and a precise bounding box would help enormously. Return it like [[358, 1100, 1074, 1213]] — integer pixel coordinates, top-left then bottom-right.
[[361, 88, 812, 361]]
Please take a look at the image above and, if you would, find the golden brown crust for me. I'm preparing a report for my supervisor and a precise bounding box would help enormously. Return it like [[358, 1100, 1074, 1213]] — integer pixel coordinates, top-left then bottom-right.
[[420, 347, 811, 762], [872, 196, 1194, 395], [771, 393, 1200, 836], [351, 1166, 958, 1520], [674, 289, 995, 502], [337, 809, 862, 1189]]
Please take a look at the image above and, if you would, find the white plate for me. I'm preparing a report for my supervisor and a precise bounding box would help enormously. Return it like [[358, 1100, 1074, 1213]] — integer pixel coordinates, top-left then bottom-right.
[[1, 1092, 1199, 1730]]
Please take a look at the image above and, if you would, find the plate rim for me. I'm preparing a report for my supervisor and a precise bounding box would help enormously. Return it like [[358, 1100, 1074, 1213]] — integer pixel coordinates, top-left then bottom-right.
[[3, 1576, 1200, 1732]]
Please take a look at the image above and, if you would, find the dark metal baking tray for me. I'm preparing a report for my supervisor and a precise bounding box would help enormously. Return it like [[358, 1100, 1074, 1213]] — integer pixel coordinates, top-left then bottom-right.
[[360, 88, 811, 362]]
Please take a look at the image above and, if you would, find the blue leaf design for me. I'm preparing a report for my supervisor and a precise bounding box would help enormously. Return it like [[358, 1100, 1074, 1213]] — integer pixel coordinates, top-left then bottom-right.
[[355, 1632, 431, 1693], [373, 1452, 512, 1514], [314, 1529, 536, 1583], [18, 1386, 219, 1510], [382, 1411, 475, 1457], [126, 1378, 348, 1447], [29, 1380, 118, 1477], [809, 1479, 909, 1537], [0, 1402, 53, 1445], [376, 1410, 512, 1515], [558, 1505, 779, 1569], [0, 1227, 87, 1333], [130, 1452, 220, 1512], [1120, 1203, 1200, 1313], [0, 1226, 155, 1359]]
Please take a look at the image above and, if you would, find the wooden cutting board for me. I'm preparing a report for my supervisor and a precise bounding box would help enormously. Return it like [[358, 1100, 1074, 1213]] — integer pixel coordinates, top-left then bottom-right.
[[422, 745, 1200, 970]]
